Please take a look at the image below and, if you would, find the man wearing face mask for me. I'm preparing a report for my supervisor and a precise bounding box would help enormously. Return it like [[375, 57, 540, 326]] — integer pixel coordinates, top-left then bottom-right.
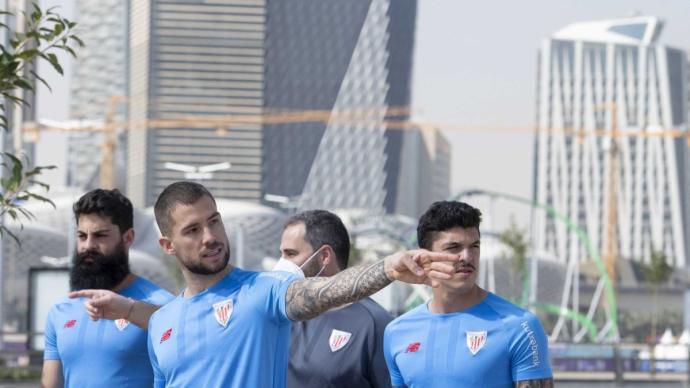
[[274, 210, 393, 388], [41, 189, 174, 388]]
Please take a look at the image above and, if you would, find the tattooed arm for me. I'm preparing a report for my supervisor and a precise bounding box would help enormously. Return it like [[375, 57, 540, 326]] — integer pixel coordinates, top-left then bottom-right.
[[286, 249, 459, 321], [515, 378, 554, 388]]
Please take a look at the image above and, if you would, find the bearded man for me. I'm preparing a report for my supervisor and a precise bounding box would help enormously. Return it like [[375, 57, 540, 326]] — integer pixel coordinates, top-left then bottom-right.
[[41, 189, 173, 388]]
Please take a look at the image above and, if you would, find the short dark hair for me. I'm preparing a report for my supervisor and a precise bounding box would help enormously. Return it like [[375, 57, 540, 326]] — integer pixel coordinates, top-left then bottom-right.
[[417, 201, 482, 250], [154, 181, 215, 236], [285, 210, 350, 270], [73, 189, 133, 233]]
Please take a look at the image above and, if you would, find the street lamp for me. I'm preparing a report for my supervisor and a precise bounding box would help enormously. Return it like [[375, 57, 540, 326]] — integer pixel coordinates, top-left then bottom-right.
[[164, 162, 231, 180], [263, 193, 302, 213]]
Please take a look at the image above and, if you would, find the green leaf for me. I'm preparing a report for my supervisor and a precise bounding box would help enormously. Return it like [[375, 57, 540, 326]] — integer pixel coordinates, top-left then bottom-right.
[[31, 3, 42, 20], [17, 206, 35, 220], [69, 35, 84, 47], [25, 192, 55, 208], [0, 226, 21, 246], [45, 53, 63, 75], [30, 70, 51, 91], [12, 78, 34, 91], [16, 48, 40, 60], [28, 180, 50, 191]]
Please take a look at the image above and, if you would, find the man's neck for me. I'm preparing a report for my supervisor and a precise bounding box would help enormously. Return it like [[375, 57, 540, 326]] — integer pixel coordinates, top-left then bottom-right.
[[183, 265, 234, 297], [112, 273, 136, 293], [428, 285, 487, 314]]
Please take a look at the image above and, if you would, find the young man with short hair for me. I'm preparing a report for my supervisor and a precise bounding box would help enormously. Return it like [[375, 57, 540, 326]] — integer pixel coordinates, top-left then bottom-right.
[[383, 201, 553, 387]]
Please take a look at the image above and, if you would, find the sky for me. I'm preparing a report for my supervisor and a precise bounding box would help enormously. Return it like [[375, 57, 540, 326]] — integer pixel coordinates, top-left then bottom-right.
[[35, 0, 690, 230], [411, 0, 690, 229]]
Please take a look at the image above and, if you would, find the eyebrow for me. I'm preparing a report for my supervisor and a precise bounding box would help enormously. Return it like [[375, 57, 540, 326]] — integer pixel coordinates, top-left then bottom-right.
[[77, 228, 111, 235], [442, 239, 481, 249], [180, 212, 221, 233]]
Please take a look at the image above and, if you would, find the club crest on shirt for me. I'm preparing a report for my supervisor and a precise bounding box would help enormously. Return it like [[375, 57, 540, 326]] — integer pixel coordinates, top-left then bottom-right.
[[213, 299, 234, 327], [115, 319, 130, 331], [466, 331, 487, 355], [329, 329, 352, 352]]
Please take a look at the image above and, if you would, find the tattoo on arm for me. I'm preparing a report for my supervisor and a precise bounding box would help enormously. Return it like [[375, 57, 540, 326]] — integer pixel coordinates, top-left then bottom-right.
[[286, 260, 391, 321], [515, 378, 554, 388]]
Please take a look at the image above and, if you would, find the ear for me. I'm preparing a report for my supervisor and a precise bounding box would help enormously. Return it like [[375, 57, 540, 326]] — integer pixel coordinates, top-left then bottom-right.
[[159, 236, 175, 255], [123, 228, 135, 249], [320, 245, 336, 267]]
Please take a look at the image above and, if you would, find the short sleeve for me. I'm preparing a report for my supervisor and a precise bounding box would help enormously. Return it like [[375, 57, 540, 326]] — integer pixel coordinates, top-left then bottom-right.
[[147, 330, 165, 388], [510, 314, 553, 382], [256, 272, 299, 323], [383, 324, 405, 387], [43, 307, 60, 360], [146, 289, 175, 306]]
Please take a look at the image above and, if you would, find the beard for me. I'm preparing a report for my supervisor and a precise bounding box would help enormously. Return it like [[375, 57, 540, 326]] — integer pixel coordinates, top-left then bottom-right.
[[181, 243, 230, 275], [69, 241, 130, 291], [301, 252, 322, 277]]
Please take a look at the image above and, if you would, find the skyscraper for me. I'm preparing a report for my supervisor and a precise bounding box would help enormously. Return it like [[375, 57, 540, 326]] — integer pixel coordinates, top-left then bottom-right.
[[262, 0, 418, 214], [128, 0, 265, 206], [533, 16, 689, 268], [68, 0, 129, 190], [127, 0, 424, 212]]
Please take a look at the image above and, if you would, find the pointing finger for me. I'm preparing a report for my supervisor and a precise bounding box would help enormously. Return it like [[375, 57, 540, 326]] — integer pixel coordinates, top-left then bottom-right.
[[69, 289, 100, 299]]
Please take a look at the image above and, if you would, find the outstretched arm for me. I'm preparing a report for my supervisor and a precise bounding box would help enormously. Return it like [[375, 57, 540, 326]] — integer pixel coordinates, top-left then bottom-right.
[[69, 290, 160, 329], [286, 249, 458, 321]]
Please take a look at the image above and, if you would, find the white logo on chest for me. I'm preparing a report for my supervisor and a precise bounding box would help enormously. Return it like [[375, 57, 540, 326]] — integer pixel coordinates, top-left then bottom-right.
[[213, 299, 234, 327], [466, 331, 487, 355], [115, 319, 129, 331], [329, 329, 352, 352]]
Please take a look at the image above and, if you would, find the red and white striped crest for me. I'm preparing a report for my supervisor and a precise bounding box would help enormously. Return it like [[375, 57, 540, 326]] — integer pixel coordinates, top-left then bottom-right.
[[466, 331, 487, 355], [213, 299, 233, 328], [115, 319, 129, 331], [329, 329, 352, 352]]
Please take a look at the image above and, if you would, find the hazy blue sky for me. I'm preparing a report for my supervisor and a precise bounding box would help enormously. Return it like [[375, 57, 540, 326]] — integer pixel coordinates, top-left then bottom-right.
[[35, 0, 690, 228], [412, 0, 690, 228]]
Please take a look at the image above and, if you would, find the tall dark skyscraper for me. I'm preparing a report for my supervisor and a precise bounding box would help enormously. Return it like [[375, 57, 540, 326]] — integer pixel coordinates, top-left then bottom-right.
[[262, 0, 419, 214]]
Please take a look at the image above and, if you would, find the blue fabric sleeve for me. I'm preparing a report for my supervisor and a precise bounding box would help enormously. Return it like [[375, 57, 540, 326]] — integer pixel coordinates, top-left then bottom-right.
[[510, 313, 553, 382], [148, 330, 165, 388], [257, 272, 299, 323], [43, 307, 60, 360], [383, 324, 404, 387]]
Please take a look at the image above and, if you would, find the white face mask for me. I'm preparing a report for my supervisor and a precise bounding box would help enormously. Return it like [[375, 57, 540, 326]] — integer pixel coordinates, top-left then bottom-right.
[[272, 246, 325, 278]]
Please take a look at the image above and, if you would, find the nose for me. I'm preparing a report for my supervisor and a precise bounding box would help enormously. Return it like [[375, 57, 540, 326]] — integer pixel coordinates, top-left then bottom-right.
[[201, 226, 216, 246], [459, 247, 472, 262], [82, 235, 98, 251]]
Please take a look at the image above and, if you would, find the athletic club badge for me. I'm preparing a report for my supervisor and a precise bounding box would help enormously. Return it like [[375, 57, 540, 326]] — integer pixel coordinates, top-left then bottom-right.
[[115, 319, 129, 331], [329, 329, 352, 352], [466, 331, 487, 355], [213, 299, 233, 327]]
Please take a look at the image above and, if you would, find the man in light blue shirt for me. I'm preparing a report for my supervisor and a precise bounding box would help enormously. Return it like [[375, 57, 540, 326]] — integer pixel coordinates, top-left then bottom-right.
[[41, 189, 174, 388], [383, 201, 553, 388], [72, 181, 462, 388]]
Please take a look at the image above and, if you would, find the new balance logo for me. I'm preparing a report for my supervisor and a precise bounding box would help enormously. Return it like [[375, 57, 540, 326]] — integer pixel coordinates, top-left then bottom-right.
[[405, 342, 421, 353], [63, 320, 77, 329], [160, 328, 172, 343]]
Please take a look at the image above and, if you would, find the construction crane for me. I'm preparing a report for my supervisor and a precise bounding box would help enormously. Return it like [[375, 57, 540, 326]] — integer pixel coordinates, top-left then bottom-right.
[[602, 102, 619, 289], [23, 105, 414, 188], [23, 105, 689, 192]]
